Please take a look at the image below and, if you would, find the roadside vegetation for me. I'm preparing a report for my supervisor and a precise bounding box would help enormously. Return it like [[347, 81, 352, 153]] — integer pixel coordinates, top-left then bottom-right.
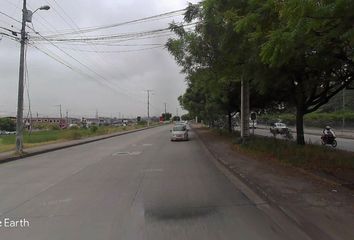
[[235, 135, 354, 170], [206, 126, 354, 182], [166, 1, 354, 145], [0, 124, 149, 153]]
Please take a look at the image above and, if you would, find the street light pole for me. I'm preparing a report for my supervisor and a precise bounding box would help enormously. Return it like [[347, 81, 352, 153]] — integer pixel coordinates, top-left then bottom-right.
[[15, 0, 28, 154], [15, 1, 50, 154], [146, 90, 152, 127]]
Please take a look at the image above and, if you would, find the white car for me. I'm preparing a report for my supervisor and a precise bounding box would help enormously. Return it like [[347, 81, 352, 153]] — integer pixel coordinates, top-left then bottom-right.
[[170, 124, 189, 141], [270, 122, 289, 134]]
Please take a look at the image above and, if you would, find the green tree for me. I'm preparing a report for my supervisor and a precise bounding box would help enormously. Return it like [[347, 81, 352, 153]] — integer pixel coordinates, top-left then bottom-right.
[[161, 113, 172, 121], [181, 113, 192, 121], [0, 118, 16, 131], [232, 0, 354, 144]]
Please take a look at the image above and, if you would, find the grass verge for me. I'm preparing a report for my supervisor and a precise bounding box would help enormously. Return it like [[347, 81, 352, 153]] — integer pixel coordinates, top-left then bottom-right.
[[234, 135, 354, 171], [0, 124, 154, 153]]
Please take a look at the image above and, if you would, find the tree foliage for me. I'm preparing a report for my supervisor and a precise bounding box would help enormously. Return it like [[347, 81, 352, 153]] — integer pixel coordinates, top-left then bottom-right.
[[0, 118, 16, 131], [167, 0, 354, 144]]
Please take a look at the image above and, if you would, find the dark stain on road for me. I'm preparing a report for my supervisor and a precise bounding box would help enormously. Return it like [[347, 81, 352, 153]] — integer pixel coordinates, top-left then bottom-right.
[[145, 206, 217, 221]]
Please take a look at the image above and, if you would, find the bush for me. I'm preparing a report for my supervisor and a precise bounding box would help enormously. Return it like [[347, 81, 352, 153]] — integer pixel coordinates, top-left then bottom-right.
[[49, 124, 60, 130], [0, 118, 16, 131], [238, 135, 354, 170], [69, 125, 79, 130], [90, 125, 98, 133], [62, 130, 82, 140], [137, 120, 147, 126]]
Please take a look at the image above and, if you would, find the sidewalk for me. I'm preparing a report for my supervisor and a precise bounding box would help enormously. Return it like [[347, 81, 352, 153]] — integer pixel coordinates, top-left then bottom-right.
[[0, 125, 158, 164], [194, 125, 354, 240], [258, 124, 354, 139]]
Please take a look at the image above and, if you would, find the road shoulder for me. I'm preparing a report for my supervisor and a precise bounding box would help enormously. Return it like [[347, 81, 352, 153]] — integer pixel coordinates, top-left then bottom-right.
[[194, 125, 354, 240], [0, 125, 160, 164]]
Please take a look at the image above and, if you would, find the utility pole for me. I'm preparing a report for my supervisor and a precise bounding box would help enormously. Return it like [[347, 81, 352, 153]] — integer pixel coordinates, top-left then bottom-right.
[[164, 102, 167, 115], [66, 110, 69, 125], [15, 1, 50, 153], [240, 77, 250, 142], [342, 89, 345, 130], [54, 104, 62, 119], [15, 0, 28, 154], [146, 90, 153, 127]]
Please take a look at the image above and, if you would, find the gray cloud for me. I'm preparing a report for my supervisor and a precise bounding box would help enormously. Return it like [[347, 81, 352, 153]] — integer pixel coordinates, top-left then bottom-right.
[[0, 0, 200, 118]]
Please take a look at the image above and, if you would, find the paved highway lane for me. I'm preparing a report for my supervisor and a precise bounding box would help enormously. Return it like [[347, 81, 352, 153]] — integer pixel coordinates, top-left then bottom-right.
[[0, 125, 310, 240]]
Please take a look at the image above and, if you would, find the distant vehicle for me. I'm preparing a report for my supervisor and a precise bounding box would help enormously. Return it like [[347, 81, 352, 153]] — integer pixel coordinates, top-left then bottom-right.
[[5, 131, 16, 135], [270, 122, 289, 134], [176, 120, 191, 130], [170, 124, 189, 141]]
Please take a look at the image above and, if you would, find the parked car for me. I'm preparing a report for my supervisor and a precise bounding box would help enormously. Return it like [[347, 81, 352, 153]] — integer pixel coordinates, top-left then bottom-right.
[[270, 122, 289, 134], [0, 131, 16, 135], [170, 124, 189, 141]]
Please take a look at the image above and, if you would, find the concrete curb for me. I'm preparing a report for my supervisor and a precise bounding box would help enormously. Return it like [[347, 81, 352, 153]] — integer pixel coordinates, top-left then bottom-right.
[[0, 125, 161, 165], [193, 128, 313, 240]]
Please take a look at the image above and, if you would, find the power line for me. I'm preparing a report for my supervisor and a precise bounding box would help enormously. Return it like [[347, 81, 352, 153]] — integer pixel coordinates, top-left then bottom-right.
[[46, 0, 135, 93], [29, 44, 150, 111], [32, 22, 197, 43], [0, 10, 21, 24], [42, 8, 187, 37], [0, 31, 19, 41], [59, 45, 164, 53]]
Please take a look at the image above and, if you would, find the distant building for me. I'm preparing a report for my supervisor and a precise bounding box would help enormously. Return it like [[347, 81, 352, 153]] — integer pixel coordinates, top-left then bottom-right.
[[26, 117, 81, 129]]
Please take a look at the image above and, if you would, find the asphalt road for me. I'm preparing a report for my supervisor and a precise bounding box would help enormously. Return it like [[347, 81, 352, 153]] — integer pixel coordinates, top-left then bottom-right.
[[0, 125, 311, 240], [251, 127, 354, 152]]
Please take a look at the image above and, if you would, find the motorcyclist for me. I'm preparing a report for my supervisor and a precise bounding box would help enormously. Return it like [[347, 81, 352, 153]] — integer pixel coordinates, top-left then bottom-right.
[[322, 126, 336, 142]]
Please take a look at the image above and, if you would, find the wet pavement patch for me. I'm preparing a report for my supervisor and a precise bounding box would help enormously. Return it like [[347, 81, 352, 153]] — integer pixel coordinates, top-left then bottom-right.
[[112, 151, 141, 156], [145, 206, 217, 221]]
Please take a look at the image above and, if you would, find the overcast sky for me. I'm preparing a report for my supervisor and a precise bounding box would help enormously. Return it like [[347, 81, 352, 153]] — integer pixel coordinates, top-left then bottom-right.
[[0, 0, 200, 119]]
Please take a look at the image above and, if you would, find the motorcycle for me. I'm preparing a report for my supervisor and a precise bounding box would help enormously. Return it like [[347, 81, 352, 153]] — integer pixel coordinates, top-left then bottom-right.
[[321, 134, 337, 148]]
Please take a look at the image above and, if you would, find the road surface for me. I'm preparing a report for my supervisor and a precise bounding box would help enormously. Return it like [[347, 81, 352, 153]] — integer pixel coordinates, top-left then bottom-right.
[[0, 125, 310, 240]]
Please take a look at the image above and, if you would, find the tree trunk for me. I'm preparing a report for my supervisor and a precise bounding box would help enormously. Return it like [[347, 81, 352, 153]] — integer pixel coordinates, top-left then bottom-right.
[[241, 78, 250, 140], [296, 107, 305, 145], [227, 111, 232, 133]]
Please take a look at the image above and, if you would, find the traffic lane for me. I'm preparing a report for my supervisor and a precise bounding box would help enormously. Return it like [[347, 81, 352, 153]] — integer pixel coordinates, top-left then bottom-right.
[[0, 126, 309, 240], [112, 129, 309, 239], [0, 126, 168, 215], [253, 128, 354, 152], [0, 126, 172, 239]]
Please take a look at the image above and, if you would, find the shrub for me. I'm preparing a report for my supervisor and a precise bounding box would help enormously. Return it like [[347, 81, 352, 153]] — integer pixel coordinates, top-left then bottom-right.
[[90, 125, 98, 133], [0, 118, 16, 131], [238, 135, 354, 170], [62, 130, 82, 140], [49, 124, 60, 130]]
